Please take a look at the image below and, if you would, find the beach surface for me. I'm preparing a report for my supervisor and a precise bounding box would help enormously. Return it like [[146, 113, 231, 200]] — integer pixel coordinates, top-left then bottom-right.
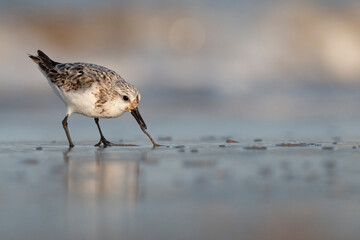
[[1, 132, 360, 240]]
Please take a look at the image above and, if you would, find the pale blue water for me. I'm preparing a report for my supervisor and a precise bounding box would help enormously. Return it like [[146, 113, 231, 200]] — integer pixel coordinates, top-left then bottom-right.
[[1, 139, 360, 239], [1, 108, 360, 239]]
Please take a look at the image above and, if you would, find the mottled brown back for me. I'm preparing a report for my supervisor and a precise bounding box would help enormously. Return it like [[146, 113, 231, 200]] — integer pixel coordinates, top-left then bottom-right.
[[29, 50, 124, 92]]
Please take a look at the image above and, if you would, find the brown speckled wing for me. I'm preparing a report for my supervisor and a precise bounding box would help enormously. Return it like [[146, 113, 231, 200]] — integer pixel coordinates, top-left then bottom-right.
[[48, 63, 123, 92], [29, 51, 126, 93]]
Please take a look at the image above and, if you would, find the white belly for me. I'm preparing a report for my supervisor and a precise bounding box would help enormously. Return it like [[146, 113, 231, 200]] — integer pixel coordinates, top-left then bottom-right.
[[62, 88, 98, 116], [50, 83, 125, 118]]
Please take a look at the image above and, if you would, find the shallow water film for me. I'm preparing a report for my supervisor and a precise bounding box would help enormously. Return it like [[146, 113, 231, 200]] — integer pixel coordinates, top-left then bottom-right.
[[1, 135, 360, 240]]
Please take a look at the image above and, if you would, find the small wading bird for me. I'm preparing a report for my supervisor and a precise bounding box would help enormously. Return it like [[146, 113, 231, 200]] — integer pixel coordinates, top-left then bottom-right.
[[29, 50, 159, 148]]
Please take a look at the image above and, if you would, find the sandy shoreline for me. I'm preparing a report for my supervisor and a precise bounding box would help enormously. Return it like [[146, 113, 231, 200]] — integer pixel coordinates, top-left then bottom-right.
[[0, 140, 359, 239]]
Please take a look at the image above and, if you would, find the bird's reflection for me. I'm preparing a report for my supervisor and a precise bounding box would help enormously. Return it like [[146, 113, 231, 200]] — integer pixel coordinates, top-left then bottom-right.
[[63, 147, 140, 207]]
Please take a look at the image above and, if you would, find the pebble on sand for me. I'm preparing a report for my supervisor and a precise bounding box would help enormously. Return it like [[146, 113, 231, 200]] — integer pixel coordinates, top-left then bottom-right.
[[244, 146, 267, 150], [276, 142, 309, 147], [322, 146, 334, 150]]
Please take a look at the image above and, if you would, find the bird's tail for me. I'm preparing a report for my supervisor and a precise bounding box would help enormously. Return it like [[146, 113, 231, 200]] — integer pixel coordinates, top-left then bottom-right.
[[28, 50, 60, 73]]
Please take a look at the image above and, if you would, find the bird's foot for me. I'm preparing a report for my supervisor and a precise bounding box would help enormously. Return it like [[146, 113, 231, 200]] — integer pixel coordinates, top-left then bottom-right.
[[95, 138, 137, 147], [95, 138, 112, 147]]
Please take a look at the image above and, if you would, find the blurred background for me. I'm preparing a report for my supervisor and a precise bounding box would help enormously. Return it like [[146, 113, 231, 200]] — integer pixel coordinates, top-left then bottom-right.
[[3, 2, 360, 239], [1, 0, 360, 141]]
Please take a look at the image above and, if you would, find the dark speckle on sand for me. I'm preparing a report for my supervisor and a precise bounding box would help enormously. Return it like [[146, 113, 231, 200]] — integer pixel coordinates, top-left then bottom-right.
[[244, 146, 267, 150], [174, 145, 185, 149], [276, 142, 309, 147], [322, 146, 334, 150], [308, 143, 322, 147]]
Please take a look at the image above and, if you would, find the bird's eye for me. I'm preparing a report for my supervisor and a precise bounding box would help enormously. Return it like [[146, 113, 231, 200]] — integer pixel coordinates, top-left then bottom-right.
[[123, 96, 129, 101]]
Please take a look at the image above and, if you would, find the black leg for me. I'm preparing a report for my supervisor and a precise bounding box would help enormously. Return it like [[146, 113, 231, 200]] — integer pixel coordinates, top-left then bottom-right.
[[62, 114, 74, 148], [94, 118, 111, 147], [94, 118, 137, 147]]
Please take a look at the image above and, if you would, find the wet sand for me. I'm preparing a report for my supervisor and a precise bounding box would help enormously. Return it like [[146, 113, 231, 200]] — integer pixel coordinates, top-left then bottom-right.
[[1, 139, 360, 240]]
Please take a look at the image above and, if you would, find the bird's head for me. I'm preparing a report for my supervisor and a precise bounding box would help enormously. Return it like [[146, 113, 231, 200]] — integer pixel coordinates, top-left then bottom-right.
[[115, 80, 147, 129]]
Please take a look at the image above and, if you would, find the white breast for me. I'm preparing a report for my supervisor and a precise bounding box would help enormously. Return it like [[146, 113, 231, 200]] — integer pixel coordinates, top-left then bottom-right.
[[62, 87, 98, 116], [49, 82, 125, 118]]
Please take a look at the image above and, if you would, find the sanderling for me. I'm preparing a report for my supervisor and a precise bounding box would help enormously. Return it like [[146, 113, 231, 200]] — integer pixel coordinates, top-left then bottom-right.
[[29, 50, 158, 148]]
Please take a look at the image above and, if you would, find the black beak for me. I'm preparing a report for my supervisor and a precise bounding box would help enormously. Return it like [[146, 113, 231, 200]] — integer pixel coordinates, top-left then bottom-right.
[[131, 107, 147, 129]]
